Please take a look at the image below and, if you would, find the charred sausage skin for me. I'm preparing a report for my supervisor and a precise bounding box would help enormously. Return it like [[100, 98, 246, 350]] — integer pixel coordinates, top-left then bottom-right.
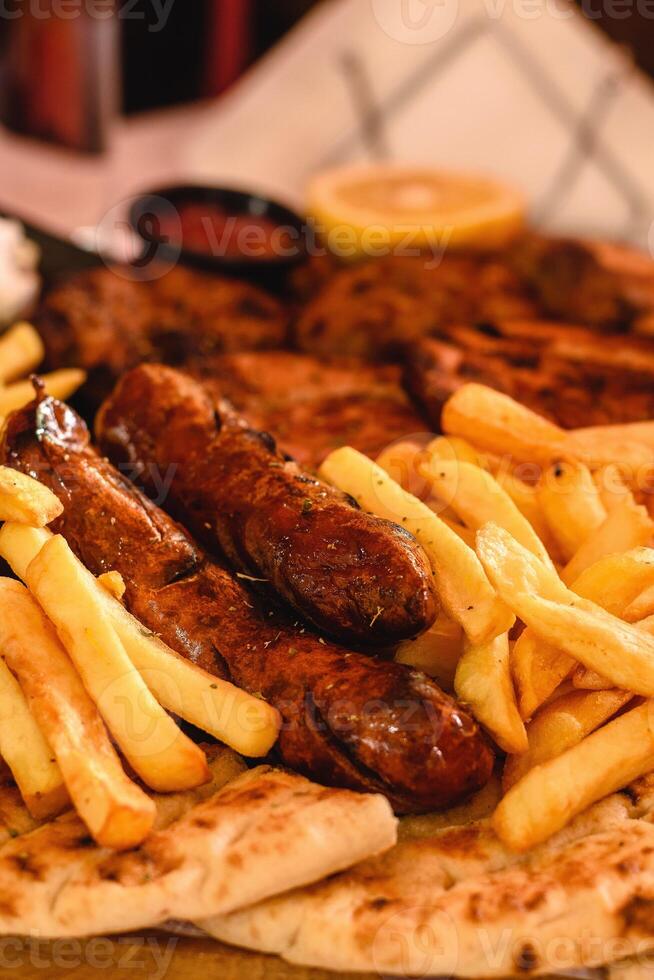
[[96, 364, 438, 646], [2, 394, 494, 813]]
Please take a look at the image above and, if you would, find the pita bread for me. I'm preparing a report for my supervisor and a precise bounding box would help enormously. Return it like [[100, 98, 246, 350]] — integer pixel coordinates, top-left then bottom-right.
[[0, 757, 395, 939], [202, 775, 654, 977]]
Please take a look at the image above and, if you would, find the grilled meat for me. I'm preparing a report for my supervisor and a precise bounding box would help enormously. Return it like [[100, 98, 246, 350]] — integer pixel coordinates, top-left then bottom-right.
[[36, 264, 289, 407], [509, 234, 654, 334], [294, 254, 537, 359], [404, 319, 654, 430], [2, 393, 494, 813], [97, 364, 438, 646], [189, 350, 427, 469]]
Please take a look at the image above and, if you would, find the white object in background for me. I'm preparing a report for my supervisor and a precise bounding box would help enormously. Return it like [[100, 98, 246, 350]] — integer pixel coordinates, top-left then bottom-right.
[[0, 220, 40, 328], [188, 0, 654, 247]]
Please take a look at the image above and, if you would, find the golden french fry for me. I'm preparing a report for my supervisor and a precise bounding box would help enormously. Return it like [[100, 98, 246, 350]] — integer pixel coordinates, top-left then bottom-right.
[[442, 383, 565, 464], [511, 630, 574, 721], [0, 522, 281, 757], [375, 441, 458, 522], [395, 613, 463, 691], [419, 458, 554, 570], [319, 448, 514, 644], [375, 440, 426, 497], [0, 322, 44, 384], [511, 548, 654, 717], [593, 463, 636, 513], [570, 420, 654, 454], [490, 466, 557, 556], [478, 524, 654, 697], [562, 497, 654, 585], [0, 369, 86, 418], [624, 585, 654, 623], [98, 570, 126, 601], [537, 458, 607, 561], [455, 632, 527, 754], [26, 535, 210, 793], [425, 435, 481, 466], [0, 466, 62, 527], [571, 664, 612, 690], [0, 522, 50, 580], [105, 601, 281, 758], [563, 423, 654, 479], [0, 578, 154, 847], [502, 688, 633, 790], [0, 592, 68, 819], [494, 700, 654, 851]]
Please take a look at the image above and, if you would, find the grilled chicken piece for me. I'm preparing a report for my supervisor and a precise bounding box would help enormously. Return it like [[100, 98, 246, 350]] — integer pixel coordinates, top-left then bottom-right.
[[404, 320, 654, 430], [293, 254, 537, 360], [97, 364, 438, 646], [509, 234, 654, 334], [2, 393, 493, 813], [189, 350, 428, 469], [36, 264, 289, 407]]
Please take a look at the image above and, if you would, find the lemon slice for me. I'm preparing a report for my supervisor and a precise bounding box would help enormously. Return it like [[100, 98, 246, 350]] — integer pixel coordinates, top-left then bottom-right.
[[306, 164, 525, 257]]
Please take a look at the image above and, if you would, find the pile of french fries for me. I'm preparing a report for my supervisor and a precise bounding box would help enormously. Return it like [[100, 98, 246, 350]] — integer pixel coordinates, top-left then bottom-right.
[[0, 322, 86, 430], [319, 382, 654, 853], [0, 466, 280, 850]]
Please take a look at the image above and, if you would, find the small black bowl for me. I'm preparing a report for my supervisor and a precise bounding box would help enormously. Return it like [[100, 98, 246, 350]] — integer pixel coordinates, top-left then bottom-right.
[[128, 184, 307, 288]]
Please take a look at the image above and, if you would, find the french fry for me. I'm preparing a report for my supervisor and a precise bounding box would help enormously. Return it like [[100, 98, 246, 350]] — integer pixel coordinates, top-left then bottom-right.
[[0, 522, 50, 580], [443, 384, 654, 477], [511, 630, 574, 721], [493, 700, 654, 851], [0, 522, 281, 757], [478, 524, 654, 697], [571, 664, 613, 690], [561, 497, 654, 585], [419, 458, 554, 570], [319, 448, 514, 644], [395, 613, 463, 691], [502, 688, 633, 790], [441, 383, 565, 464], [0, 600, 68, 819], [25, 535, 210, 793], [563, 423, 654, 476], [455, 632, 527, 754], [375, 441, 457, 521], [0, 369, 86, 419], [0, 322, 44, 384], [512, 549, 654, 717], [104, 601, 281, 758], [425, 435, 481, 466], [537, 458, 607, 561], [0, 578, 154, 847], [375, 440, 426, 498], [624, 585, 654, 623], [490, 466, 556, 556], [0, 466, 62, 526], [593, 463, 636, 513], [570, 420, 654, 454]]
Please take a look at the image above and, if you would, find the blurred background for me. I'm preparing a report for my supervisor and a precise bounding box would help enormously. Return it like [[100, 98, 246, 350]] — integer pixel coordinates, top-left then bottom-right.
[[0, 0, 653, 245]]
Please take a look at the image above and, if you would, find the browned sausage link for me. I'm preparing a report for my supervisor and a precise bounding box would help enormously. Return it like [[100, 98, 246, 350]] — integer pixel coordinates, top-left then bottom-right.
[[2, 395, 494, 813], [95, 364, 438, 646]]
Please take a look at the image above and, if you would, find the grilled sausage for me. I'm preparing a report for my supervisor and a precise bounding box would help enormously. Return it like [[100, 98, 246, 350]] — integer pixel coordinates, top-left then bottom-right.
[[2, 393, 494, 813], [96, 364, 438, 646]]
